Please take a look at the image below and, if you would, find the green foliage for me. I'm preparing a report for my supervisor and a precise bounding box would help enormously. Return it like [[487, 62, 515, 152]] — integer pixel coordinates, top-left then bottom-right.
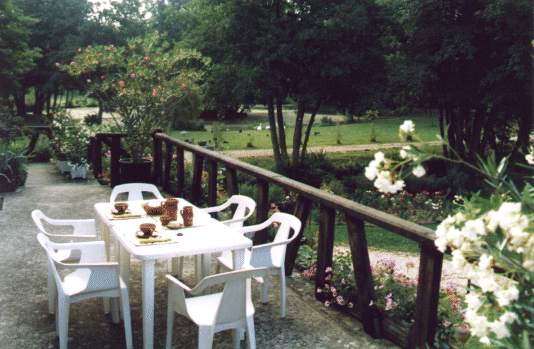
[[295, 245, 317, 270], [0, 145, 27, 191], [320, 116, 335, 127], [0, 0, 40, 96]]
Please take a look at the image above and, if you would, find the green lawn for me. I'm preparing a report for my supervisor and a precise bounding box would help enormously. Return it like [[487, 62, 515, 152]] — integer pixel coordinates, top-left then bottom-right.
[[169, 114, 440, 150], [305, 222, 420, 255]]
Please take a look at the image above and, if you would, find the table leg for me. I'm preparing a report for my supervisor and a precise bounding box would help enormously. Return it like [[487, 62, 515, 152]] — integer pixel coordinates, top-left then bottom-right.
[[232, 249, 247, 340], [100, 221, 111, 314], [119, 244, 130, 287], [142, 260, 156, 349]]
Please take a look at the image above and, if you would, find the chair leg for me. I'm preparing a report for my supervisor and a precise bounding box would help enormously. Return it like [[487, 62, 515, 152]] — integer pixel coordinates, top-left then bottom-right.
[[119, 290, 133, 349], [165, 297, 175, 349], [232, 328, 241, 349], [279, 267, 286, 318], [246, 316, 256, 349], [261, 274, 269, 304], [47, 266, 56, 315], [198, 326, 214, 349], [111, 297, 120, 324], [57, 299, 70, 349]]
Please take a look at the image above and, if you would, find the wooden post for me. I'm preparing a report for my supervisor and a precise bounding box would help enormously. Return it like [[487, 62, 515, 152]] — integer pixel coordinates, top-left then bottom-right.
[[92, 135, 102, 177], [152, 131, 163, 185], [254, 179, 269, 244], [315, 205, 335, 295], [175, 147, 185, 197], [284, 195, 312, 275], [164, 141, 173, 192], [191, 154, 204, 204], [225, 167, 238, 196], [346, 214, 382, 338], [207, 160, 218, 207], [110, 135, 121, 187], [408, 242, 443, 349]]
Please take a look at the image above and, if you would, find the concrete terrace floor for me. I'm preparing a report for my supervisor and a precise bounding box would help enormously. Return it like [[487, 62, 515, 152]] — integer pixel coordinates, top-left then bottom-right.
[[0, 163, 395, 349]]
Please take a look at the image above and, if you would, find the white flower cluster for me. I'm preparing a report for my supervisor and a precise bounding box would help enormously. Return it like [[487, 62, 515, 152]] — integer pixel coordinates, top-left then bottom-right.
[[399, 120, 415, 141], [526, 147, 534, 165], [364, 152, 406, 194], [435, 202, 532, 343]]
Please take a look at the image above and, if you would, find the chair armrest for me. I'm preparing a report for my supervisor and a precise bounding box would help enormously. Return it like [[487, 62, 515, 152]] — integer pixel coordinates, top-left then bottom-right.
[[44, 233, 97, 240], [166, 274, 193, 293], [249, 240, 293, 267], [46, 218, 97, 236], [189, 267, 269, 295], [201, 200, 233, 214], [48, 241, 107, 263], [234, 218, 274, 235]]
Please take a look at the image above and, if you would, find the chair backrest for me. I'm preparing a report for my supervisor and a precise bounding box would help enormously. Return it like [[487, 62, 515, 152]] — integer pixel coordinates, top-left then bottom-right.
[[192, 268, 267, 325], [269, 212, 302, 265], [32, 210, 49, 235], [227, 195, 256, 228], [110, 183, 163, 202]]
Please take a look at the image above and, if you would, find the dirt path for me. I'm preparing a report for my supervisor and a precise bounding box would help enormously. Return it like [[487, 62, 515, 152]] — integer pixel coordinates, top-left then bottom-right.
[[222, 141, 440, 159]]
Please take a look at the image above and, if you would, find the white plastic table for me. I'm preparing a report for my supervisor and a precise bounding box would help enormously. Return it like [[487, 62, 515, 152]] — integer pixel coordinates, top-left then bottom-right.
[[94, 199, 252, 349]]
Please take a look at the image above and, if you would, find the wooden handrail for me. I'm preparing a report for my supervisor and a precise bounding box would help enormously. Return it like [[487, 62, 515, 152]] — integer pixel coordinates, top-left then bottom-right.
[[154, 132, 436, 243]]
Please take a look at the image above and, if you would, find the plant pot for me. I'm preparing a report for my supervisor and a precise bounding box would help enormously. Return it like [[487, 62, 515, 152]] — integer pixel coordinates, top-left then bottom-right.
[[69, 163, 89, 180], [118, 158, 152, 184], [0, 177, 16, 193], [56, 160, 71, 174]]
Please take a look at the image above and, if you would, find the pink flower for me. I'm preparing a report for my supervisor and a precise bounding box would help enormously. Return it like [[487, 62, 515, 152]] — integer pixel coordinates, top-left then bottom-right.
[[316, 288, 322, 294], [325, 267, 333, 273], [324, 301, 331, 307], [129, 72, 136, 79], [336, 296, 345, 305], [118, 80, 125, 88], [347, 302, 354, 309], [86, 79, 92, 84], [144, 56, 150, 61]]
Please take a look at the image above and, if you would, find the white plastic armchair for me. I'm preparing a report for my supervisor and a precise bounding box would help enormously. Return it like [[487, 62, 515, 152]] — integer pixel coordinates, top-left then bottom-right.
[[170, 195, 256, 277], [201, 195, 256, 228], [165, 267, 268, 349], [32, 209, 98, 314], [36, 234, 133, 349], [110, 183, 164, 202], [216, 212, 301, 318]]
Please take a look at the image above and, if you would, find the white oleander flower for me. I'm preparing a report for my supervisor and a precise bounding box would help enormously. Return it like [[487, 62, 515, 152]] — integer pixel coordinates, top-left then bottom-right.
[[465, 292, 482, 311], [478, 254, 493, 271], [451, 250, 467, 269], [489, 320, 510, 339], [479, 336, 490, 345], [374, 151, 385, 162], [373, 171, 405, 194], [435, 236, 448, 252], [365, 160, 379, 180], [500, 312, 518, 324], [399, 120, 415, 135], [412, 165, 426, 178], [399, 145, 411, 159], [495, 285, 519, 307], [476, 272, 500, 293], [462, 218, 487, 241], [526, 153, 534, 165]]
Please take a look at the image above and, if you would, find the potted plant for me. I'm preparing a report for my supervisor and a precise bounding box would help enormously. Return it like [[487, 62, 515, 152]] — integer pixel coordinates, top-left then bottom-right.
[[0, 148, 27, 192], [64, 33, 207, 184]]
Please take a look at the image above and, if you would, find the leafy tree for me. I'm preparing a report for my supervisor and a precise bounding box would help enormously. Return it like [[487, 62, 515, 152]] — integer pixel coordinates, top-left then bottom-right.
[[181, 0, 387, 168], [407, 0, 532, 160], [0, 0, 40, 106], [12, 0, 91, 116]]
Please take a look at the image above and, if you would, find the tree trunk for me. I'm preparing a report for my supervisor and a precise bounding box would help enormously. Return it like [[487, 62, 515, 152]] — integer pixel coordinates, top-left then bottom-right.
[[301, 101, 321, 159], [33, 88, 47, 117], [275, 98, 289, 164], [267, 98, 282, 168], [14, 88, 26, 116], [97, 98, 104, 124], [438, 107, 448, 157], [516, 106, 533, 154], [292, 100, 305, 165]]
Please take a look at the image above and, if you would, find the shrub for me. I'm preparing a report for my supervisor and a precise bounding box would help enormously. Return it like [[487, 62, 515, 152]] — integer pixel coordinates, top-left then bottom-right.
[[0, 148, 27, 191], [84, 113, 102, 126], [320, 116, 336, 126], [30, 138, 52, 163], [172, 118, 205, 131]]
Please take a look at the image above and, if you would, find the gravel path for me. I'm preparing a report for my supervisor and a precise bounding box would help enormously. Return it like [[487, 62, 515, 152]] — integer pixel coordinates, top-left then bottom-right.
[[0, 163, 395, 349], [222, 141, 440, 159]]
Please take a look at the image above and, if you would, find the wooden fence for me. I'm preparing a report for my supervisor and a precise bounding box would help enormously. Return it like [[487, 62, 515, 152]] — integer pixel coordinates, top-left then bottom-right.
[[90, 131, 443, 349]]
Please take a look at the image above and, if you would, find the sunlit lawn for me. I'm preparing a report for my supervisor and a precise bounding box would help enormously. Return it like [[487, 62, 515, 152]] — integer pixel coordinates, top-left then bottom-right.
[[169, 114, 441, 150]]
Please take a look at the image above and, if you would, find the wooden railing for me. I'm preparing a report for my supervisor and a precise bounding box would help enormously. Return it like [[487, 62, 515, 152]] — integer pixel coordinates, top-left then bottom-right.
[[90, 131, 443, 349]]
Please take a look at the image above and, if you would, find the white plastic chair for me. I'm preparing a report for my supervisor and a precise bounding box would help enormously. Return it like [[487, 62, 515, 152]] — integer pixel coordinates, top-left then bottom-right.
[[32, 209, 98, 314], [170, 195, 256, 278], [202, 195, 256, 228], [110, 182, 164, 202], [165, 267, 268, 349], [216, 212, 301, 318], [36, 233, 133, 349]]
